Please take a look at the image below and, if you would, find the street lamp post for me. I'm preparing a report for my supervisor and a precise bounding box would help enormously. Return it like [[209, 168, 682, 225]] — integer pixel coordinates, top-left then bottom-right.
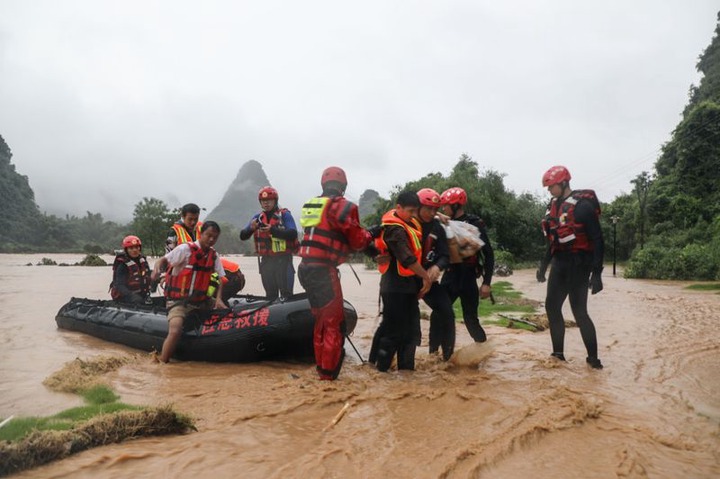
[[610, 216, 619, 276]]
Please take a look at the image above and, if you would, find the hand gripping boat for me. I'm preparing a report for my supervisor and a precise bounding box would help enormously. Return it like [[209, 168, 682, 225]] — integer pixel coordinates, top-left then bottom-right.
[[55, 293, 358, 362]]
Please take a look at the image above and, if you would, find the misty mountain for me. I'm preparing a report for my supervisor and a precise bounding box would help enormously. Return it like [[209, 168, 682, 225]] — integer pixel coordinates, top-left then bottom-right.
[[358, 189, 381, 222], [0, 134, 43, 246], [207, 160, 271, 229]]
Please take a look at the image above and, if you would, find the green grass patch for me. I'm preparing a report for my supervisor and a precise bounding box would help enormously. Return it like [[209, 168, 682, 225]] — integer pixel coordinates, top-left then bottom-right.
[[685, 283, 720, 291], [0, 357, 195, 477], [0, 385, 140, 443], [452, 280, 540, 321]]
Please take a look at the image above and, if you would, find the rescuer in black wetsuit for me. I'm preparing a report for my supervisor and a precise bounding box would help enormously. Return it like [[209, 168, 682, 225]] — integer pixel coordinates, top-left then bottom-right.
[[537, 165, 605, 369]]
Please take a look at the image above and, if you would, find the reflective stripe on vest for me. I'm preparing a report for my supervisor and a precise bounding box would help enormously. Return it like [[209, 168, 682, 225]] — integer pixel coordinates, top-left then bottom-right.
[[542, 195, 592, 253], [254, 210, 293, 255], [173, 221, 203, 246], [299, 196, 351, 264]]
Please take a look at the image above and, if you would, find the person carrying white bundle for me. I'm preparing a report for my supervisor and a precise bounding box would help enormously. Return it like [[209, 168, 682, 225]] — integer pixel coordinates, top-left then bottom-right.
[[438, 187, 495, 343]]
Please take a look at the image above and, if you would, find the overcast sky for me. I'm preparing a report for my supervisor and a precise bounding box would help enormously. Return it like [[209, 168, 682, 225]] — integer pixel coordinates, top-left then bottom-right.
[[1, 1, 718, 222]]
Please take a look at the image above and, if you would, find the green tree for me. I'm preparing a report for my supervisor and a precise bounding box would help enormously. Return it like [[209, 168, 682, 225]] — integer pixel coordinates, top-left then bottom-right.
[[630, 171, 653, 249], [132, 198, 174, 256]]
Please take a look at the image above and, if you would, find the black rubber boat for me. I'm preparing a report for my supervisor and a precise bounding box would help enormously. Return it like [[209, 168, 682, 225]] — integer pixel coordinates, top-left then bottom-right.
[[55, 293, 358, 362]]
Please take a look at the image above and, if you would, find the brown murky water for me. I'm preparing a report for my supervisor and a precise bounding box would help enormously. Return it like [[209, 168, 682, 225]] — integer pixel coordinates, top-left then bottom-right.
[[1, 254, 719, 478]]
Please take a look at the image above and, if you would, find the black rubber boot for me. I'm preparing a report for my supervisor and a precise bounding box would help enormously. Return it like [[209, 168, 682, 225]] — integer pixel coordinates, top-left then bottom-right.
[[586, 357, 603, 369], [375, 339, 395, 372], [551, 352, 566, 361]]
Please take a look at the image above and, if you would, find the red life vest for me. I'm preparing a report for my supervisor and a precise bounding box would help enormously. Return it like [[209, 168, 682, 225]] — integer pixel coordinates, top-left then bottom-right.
[[165, 243, 218, 303], [542, 189, 600, 253], [173, 221, 203, 246], [299, 196, 352, 265], [374, 210, 423, 276], [110, 253, 151, 300], [254, 208, 298, 256]]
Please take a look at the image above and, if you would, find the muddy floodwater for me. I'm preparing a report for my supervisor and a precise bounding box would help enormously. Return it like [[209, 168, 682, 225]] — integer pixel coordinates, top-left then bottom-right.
[[1, 253, 719, 478]]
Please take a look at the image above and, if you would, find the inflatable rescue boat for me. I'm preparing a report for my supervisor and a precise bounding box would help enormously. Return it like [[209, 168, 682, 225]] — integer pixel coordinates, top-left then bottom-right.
[[55, 294, 358, 362]]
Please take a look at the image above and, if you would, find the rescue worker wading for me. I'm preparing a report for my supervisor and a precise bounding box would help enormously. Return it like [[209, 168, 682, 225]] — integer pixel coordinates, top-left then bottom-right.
[[298, 167, 372, 380], [416, 188, 455, 361], [537, 165, 604, 369], [440, 187, 494, 342], [369, 190, 432, 372], [240, 186, 298, 300], [151, 221, 227, 363], [110, 235, 152, 305]]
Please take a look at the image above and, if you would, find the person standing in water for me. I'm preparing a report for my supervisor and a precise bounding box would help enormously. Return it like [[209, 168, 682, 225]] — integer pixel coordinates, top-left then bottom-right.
[[240, 186, 298, 300], [416, 188, 455, 361], [537, 165, 605, 369], [151, 221, 227, 363], [297, 167, 372, 380], [439, 187, 494, 342]]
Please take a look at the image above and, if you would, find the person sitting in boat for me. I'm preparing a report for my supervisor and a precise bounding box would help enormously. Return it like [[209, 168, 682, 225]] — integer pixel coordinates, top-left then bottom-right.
[[240, 186, 298, 300], [165, 202, 203, 253], [151, 221, 228, 363], [110, 235, 152, 305], [207, 258, 246, 302]]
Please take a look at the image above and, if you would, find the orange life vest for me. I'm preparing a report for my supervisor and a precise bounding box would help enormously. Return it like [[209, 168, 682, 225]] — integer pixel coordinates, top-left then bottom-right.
[[110, 253, 151, 300], [375, 209, 422, 276], [165, 242, 217, 303], [299, 196, 352, 265], [254, 209, 297, 256], [173, 221, 203, 246], [542, 190, 600, 254]]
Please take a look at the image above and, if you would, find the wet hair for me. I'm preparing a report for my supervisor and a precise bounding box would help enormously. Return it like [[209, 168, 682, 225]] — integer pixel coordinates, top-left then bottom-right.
[[201, 221, 221, 234], [181, 203, 201, 216], [395, 190, 420, 208]]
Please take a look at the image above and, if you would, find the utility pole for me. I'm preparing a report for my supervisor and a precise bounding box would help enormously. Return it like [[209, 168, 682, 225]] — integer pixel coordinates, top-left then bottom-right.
[[610, 216, 619, 276]]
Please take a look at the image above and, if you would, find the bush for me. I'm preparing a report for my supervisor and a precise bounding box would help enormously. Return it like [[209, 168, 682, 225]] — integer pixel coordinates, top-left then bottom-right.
[[76, 254, 107, 267], [625, 243, 719, 280]]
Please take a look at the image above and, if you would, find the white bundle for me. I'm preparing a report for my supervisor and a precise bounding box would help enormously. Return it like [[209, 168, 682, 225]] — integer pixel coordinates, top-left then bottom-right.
[[444, 220, 484, 259]]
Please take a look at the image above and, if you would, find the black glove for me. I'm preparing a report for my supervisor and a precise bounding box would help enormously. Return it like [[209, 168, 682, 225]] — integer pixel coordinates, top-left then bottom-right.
[[536, 261, 547, 283], [367, 225, 382, 239], [364, 243, 380, 258], [589, 268, 603, 294]]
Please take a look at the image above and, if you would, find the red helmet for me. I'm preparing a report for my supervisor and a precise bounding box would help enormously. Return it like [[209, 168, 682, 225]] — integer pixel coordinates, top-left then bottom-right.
[[440, 187, 467, 206], [321, 166, 347, 188], [417, 188, 442, 207], [122, 235, 141, 249], [258, 186, 278, 201], [542, 166, 571, 187]]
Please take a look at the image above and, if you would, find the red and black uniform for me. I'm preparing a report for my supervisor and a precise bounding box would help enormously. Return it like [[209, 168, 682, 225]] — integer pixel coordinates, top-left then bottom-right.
[[240, 208, 298, 299], [110, 253, 151, 304], [165, 243, 218, 304], [298, 195, 371, 380], [440, 214, 494, 342], [369, 210, 424, 371], [420, 218, 455, 360], [541, 191, 604, 360]]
